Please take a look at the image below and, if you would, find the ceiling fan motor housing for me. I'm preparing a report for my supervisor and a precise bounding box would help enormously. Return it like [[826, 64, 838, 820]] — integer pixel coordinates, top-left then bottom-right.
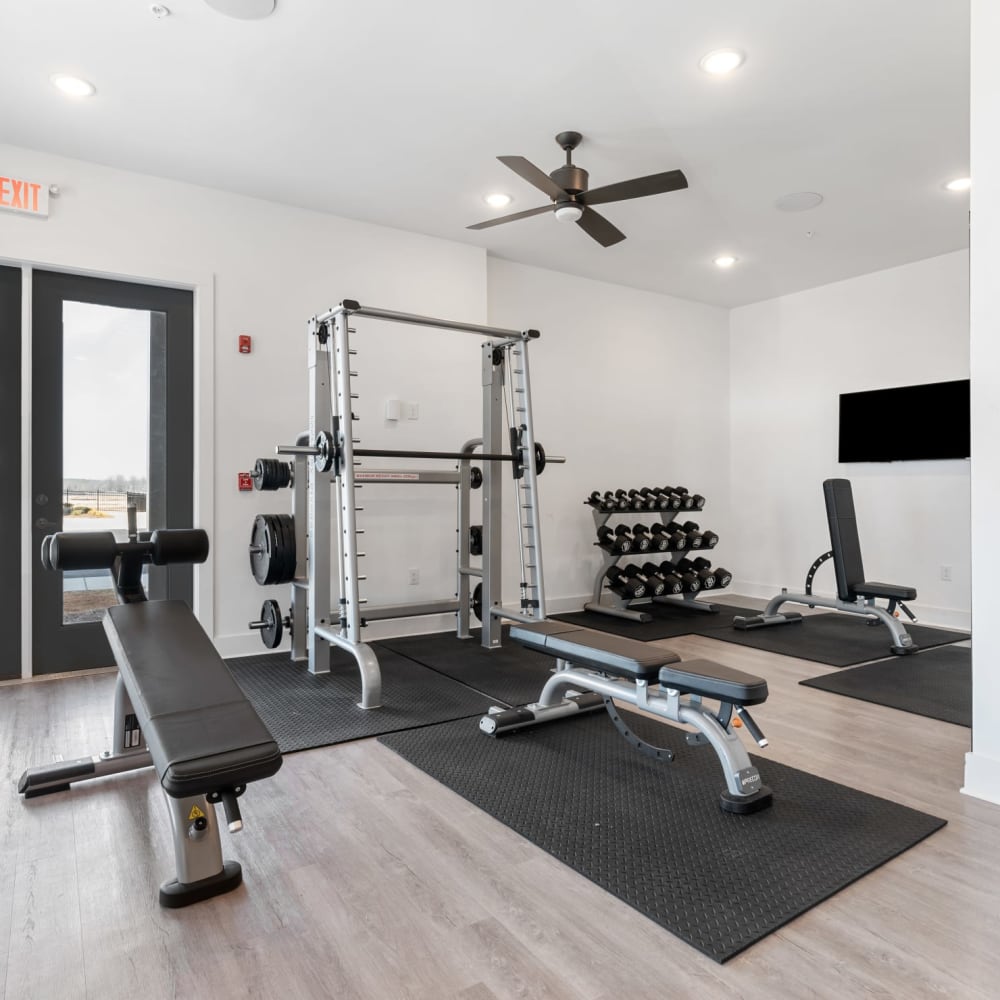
[[549, 164, 589, 196]]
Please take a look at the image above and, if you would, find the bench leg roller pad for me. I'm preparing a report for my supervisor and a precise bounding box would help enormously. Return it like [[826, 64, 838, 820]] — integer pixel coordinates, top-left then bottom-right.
[[721, 785, 773, 815], [160, 861, 243, 909]]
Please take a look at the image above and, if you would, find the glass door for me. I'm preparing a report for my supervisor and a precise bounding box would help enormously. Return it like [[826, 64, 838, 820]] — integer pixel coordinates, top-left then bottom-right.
[[32, 271, 193, 674]]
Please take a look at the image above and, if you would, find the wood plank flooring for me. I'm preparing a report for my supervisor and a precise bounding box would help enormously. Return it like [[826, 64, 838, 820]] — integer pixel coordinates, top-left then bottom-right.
[[0, 607, 992, 1000]]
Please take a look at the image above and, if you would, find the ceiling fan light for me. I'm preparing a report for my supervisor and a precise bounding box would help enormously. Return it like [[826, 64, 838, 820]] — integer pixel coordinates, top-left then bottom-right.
[[554, 204, 584, 223]]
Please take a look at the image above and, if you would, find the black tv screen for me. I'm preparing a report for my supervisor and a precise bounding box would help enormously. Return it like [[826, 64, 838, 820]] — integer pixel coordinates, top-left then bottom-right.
[[838, 379, 970, 462]]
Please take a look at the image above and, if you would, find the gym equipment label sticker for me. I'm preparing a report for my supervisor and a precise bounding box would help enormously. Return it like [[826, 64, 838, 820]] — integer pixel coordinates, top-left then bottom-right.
[[188, 805, 205, 821], [0, 174, 49, 217]]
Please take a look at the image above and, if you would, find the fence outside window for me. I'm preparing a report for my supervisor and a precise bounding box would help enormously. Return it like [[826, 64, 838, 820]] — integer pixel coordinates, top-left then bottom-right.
[[63, 490, 147, 513]]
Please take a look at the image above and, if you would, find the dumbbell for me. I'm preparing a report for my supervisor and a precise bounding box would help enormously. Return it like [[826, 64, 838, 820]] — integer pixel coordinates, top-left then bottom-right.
[[660, 486, 695, 510], [606, 565, 646, 600], [642, 561, 684, 595], [597, 524, 632, 554], [699, 529, 719, 549], [613, 489, 643, 511], [659, 560, 701, 593], [627, 489, 658, 511], [587, 491, 616, 511], [653, 522, 699, 550], [692, 557, 732, 589], [649, 522, 686, 551], [643, 523, 672, 552], [649, 487, 682, 510], [605, 490, 630, 511], [628, 524, 653, 552], [623, 563, 666, 597], [677, 521, 707, 548], [638, 487, 673, 511], [677, 557, 716, 589]]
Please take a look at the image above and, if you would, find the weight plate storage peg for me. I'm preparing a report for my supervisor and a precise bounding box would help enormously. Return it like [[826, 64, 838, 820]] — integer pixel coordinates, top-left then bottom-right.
[[249, 513, 297, 585]]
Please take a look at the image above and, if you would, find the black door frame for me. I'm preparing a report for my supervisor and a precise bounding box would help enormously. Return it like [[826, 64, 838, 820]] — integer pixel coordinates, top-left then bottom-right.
[[31, 269, 194, 674], [0, 265, 22, 680]]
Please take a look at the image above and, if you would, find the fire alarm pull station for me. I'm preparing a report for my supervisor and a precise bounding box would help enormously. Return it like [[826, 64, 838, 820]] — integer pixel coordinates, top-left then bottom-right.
[[238, 334, 252, 354], [238, 472, 253, 491]]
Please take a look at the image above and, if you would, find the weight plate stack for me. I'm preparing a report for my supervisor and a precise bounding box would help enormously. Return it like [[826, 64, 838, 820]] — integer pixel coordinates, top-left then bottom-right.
[[252, 458, 291, 491], [249, 513, 297, 585]]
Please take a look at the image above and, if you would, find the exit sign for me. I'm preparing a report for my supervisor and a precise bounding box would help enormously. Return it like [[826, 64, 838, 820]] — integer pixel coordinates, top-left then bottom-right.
[[0, 174, 49, 218]]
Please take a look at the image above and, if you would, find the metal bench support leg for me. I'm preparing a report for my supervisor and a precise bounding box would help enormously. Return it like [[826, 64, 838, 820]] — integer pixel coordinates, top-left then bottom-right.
[[159, 793, 243, 908]]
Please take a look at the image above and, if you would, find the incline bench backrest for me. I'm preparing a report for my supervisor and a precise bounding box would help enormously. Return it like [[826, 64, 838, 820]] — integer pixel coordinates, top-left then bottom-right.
[[823, 478, 865, 601]]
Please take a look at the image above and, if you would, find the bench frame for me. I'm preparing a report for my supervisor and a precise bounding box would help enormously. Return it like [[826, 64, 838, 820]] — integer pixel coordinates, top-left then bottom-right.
[[19, 523, 276, 907], [734, 478, 919, 655], [482, 623, 773, 813]]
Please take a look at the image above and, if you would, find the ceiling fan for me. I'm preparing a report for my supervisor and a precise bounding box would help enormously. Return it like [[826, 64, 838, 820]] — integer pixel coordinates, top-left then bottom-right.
[[467, 131, 688, 247]]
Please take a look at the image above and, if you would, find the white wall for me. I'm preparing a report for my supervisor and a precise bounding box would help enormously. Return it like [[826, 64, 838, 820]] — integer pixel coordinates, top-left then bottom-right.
[[0, 143, 487, 660], [965, 0, 1000, 803], [487, 259, 731, 608], [729, 250, 971, 630]]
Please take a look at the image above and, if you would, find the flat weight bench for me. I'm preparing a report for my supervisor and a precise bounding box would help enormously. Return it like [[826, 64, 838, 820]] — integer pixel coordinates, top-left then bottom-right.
[[480, 621, 772, 813], [19, 522, 282, 907], [734, 478, 919, 655]]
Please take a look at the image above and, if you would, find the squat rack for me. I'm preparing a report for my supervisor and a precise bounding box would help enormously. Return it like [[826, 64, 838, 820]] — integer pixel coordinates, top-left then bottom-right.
[[258, 299, 561, 709]]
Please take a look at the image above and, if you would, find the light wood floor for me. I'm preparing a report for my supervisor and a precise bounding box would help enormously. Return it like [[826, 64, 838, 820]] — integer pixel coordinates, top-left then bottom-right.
[[0, 606, 992, 1000]]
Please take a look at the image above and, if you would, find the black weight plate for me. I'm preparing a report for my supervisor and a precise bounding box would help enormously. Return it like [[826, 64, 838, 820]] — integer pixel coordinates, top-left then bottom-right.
[[250, 514, 274, 586], [260, 599, 283, 649], [274, 514, 296, 584], [472, 582, 483, 623]]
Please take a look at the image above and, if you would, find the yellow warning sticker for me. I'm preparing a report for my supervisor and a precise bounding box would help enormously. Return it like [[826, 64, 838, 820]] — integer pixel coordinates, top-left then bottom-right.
[[188, 805, 205, 821]]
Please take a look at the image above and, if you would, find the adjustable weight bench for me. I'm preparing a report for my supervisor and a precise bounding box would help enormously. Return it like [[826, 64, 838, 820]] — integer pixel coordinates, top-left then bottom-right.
[[19, 521, 282, 907], [733, 478, 919, 655], [481, 621, 772, 813]]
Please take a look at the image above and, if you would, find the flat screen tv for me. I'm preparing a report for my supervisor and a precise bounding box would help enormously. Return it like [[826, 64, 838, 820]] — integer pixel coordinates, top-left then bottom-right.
[[838, 379, 970, 462]]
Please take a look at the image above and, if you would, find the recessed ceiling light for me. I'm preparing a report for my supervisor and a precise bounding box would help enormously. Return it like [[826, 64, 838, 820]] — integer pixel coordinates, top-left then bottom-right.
[[700, 49, 745, 75], [945, 177, 971, 192], [775, 191, 824, 212], [203, 0, 276, 19], [50, 74, 96, 98], [484, 193, 512, 209], [714, 255, 738, 268]]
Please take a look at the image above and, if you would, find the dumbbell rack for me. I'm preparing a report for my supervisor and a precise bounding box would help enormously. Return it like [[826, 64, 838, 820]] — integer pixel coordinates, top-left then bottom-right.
[[584, 495, 726, 622]]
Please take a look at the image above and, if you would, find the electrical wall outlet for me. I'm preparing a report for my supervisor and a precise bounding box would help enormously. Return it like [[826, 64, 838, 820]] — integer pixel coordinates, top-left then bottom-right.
[[941, 565, 953, 582], [408, 567, 420, 585]]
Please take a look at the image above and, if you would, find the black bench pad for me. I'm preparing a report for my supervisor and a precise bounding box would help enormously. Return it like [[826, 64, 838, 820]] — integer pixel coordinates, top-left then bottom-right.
[[852, 581, 917, 602], [659, 660, 768, 705], [105, 601, 282, 799], [509, 621, 679, 680]]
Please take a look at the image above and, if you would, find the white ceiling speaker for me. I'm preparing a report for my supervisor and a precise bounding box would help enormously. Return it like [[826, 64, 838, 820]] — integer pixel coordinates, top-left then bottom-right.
[[203, 0, 276, 19], [775, 191, 824, 212]]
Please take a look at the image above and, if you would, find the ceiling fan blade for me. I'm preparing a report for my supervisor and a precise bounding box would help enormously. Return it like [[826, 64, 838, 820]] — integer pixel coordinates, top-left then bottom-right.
[[498, 155, 567, 201], [576, 207, 626, 247], [467, 204, 552, 231], [582, 169, 688, 206]]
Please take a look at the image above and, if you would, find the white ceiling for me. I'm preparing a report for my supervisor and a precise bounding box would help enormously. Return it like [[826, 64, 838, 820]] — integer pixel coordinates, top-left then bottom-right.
[[0, 0, 970, 307]]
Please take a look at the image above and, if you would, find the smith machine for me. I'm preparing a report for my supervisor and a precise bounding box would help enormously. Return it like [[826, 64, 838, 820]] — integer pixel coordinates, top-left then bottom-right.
[[247, 300, 563, 709]]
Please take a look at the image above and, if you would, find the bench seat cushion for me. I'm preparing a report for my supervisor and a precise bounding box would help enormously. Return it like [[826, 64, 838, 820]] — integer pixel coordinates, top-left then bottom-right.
[[852, 581, 917, 602], [509, 621, 680, 680], [659, 660, 768, 705], [105, 601, 282, 799]]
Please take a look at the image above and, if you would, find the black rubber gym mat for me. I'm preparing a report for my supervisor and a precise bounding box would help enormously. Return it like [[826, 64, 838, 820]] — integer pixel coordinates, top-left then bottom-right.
[[379, 711, 945, 963], [703, 612, 969, 667], [378, 627, 557, 708], [226, 647, 492, 754], [800, 645, 971, 727], [553, 601, 765, 641]]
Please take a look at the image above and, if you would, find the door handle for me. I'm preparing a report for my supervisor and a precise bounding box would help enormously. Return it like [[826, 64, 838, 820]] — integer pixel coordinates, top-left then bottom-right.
[[35, 518, 60, 531]]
